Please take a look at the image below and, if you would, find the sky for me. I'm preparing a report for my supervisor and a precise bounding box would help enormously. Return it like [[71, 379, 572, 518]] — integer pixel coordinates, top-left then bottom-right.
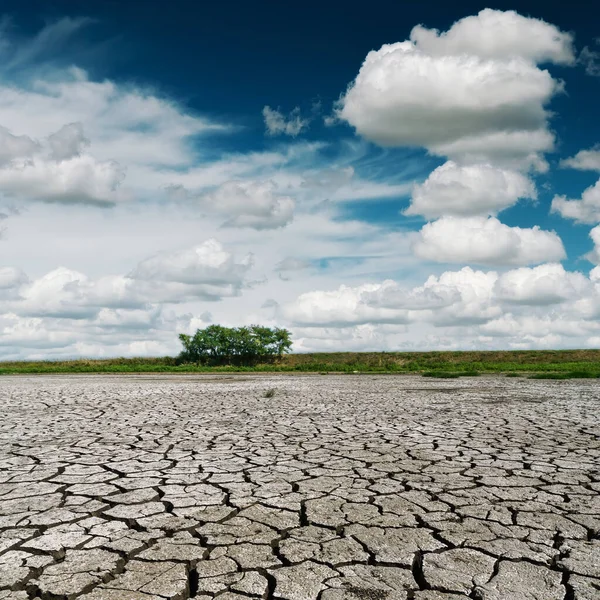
[[1, 1, 600, 358]]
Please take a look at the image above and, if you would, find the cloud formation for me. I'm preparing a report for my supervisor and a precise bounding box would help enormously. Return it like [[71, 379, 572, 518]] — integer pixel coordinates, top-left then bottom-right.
[[262, 106, 309, 137], [284, 262, 600, 351], [0, 10, 598, 358], [337, 9, 572, 169], [412, 217, 566, 266], [405, 161, 535, 218], [552, 180, 600, 224], [201, 180, 295, 229]]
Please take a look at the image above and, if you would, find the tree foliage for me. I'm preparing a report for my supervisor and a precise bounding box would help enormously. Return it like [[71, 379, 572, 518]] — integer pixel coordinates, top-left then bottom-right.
[[178, 324, 292, 365]]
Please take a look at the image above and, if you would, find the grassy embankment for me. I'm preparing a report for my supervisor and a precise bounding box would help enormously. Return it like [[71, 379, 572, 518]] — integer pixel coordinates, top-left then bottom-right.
[[1, 350, 599, 378]]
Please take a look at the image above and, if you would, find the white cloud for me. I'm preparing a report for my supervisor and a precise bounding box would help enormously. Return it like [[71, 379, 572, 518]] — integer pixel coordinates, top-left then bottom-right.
[[494, 263, 590, 305], [410, 9, 574, 64], [419, 267, 501, 326], [586, 225, 600, 264], [6, 239, 254, 321], [480, 314, 596, 339], [0, 153, 127, 206], [405, 161, 535, 218], [129, 238, 253, 288], [427, 130, 554, 173], [551, 179, 600, 224], [262, 106, 309, 137], [561, 147, 600, 171], [0, 67, 225, 169], [336, 9, 572, 169], [412, 216, 566, 266], [74, 339, 172, 358], [282, 282, 409, 327], [281, 262, 600, 351], [200, 180, 295, 230]]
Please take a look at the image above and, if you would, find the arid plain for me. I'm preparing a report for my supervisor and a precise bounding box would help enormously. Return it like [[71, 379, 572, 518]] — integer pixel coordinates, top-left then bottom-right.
[[1, 374, 599, 599]]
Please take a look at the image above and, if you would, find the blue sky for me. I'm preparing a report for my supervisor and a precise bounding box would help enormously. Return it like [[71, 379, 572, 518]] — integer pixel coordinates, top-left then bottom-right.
[[1, 2, 600, 357]]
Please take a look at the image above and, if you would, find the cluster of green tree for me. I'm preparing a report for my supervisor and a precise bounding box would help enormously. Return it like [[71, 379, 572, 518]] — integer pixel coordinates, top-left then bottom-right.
[[178, 325, 292, 365]]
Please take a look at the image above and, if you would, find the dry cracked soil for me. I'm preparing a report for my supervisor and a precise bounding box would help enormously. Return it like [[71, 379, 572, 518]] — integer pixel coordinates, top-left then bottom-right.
[[0, 374, 599, 600]]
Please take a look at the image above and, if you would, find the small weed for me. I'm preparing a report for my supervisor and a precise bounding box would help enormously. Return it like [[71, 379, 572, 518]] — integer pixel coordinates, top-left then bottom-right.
[[263, 388, 276, 398], [505, 372, 521, 377]]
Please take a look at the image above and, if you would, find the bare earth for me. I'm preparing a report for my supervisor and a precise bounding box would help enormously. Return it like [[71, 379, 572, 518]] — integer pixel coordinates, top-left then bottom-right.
[[0, 374, 599, 600]]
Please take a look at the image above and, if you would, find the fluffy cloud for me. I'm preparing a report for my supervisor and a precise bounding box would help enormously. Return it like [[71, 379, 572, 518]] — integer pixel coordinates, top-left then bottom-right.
[[0, 57, 231, 206], [480, 314, 597, 339], [0, 153, 127, 206], [410, 9, 574, 64], [586, 225, 600, 264], [282, 283, 410, 327], [201, 180, 295, 229], [561, 147, 600, 171], [7, 239, 254, 320], [129, 238, 253, 291], [262, 106, 309, 137], [337, 9, 572, 169], [412, 216, 565, 266], [411, 268, 501, 326], [551, 180, 600, 224], [283, 262, 600, 351], [405, 161, 535, 218], [494, 263, 590, 305]]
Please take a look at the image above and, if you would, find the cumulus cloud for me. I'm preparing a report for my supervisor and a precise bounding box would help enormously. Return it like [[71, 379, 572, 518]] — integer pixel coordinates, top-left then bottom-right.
[[284, 267, 501, 328], [262, 106, 309, 137], [130, 238, 253, 288], [201, 180, 295, 229], [494, 263, 590, 305], [410, 9, 574, 64], [412, 216, 566, 266], [0, 153, 127, 206], [282, 283, 409, 327], [405, 161, 535, 218], [551, 179, 600, 224], [7, 239, 254, 320], [561, 147, 600, 171], [586, 225, 600, 264], [283, 262, 600, 351], [337, 9, 573, 169], [419, 267, 501, 325]]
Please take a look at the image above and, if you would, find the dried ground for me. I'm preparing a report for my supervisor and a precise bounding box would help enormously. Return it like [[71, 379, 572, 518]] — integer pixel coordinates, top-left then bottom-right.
[[0, 374, 599, 600]]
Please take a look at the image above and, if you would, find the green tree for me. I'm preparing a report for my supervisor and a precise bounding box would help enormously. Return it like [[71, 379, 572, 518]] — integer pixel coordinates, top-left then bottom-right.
[[177, 325, 292, 365]]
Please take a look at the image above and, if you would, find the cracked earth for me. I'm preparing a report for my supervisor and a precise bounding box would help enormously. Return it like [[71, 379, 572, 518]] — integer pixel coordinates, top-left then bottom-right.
[[0, 374, 599, 600]]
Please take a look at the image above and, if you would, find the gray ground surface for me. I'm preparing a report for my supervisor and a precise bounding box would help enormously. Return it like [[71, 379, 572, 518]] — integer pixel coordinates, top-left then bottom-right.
[[0, 374, 599, 600]]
